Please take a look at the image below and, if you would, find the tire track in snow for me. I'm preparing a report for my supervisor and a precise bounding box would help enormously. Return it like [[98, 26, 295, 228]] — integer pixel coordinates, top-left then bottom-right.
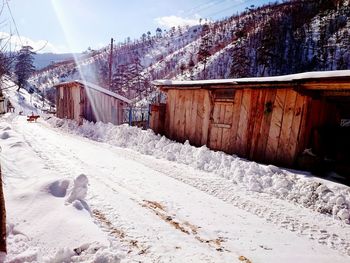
[[106, 147, 350, 257], [141, 200, 229, 253], [67, 151, 235, 259], [11, 120, 147, 257], [88, 171, 235, 258], [75, 163, 240, 261]]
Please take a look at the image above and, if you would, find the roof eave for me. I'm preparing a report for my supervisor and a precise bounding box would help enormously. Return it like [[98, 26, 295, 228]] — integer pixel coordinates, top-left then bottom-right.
[[54, 80, 132, 104]]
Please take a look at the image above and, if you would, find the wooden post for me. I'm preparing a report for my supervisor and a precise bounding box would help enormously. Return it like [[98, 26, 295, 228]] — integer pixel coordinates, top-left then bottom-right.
[[0, 162, 6, 253], [147, 104, 152, 129], [150, 104, 166, 134], [128, 106, 132, 126]]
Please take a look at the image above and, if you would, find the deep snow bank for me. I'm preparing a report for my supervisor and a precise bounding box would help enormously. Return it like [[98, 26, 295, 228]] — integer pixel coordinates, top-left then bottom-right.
[[48, 117, 350, 224], [3, 173, 120, 263], [0, 120, 122, 263]]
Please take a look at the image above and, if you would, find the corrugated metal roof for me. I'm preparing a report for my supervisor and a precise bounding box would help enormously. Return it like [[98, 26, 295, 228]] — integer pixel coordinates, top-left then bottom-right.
[[152, 70, 350, 87], [54, 80, 132, 104]]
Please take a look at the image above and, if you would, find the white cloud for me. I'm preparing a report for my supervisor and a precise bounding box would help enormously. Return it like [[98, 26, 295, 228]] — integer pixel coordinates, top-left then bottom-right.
[[154, 14, 201, 28], [0, 32, 68, 53]]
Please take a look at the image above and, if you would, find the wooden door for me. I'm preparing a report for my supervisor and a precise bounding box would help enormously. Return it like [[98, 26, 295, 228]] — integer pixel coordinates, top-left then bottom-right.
[[208, 102, 235, 151]]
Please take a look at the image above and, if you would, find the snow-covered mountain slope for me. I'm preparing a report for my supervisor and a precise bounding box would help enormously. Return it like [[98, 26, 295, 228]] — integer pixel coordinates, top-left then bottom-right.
[[29, 24, 203, 102], [33, 53, 82, 70], [1, 79, 350, 262], [2, 78, 53, 116], [29, 0, 350, 104]]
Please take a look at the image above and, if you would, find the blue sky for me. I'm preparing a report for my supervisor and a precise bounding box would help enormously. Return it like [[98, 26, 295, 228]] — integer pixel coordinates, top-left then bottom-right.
[[1, 0, 272, 53]]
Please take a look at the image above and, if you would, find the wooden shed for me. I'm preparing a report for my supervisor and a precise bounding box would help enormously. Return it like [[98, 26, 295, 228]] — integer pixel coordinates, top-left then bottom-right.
[[55, 80, 131, 125], [151, 70, 350, 174]]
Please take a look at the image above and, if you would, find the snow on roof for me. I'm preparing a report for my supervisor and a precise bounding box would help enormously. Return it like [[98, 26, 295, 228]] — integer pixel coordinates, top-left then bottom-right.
[[153, 70, 350, 87], [55, 80, 132, 104]]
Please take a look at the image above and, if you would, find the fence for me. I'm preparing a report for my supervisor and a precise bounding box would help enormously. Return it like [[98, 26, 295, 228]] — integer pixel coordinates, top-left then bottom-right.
[[123, 106, 150, 129]]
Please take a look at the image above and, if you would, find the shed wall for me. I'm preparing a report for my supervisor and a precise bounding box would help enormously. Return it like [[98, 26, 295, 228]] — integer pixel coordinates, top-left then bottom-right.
[[150, 104, 166, 135], [56, 85, 81, 123], [157, 87, 314, 167], [56, 84, 125, 125], [82, 88, 124, 125], [164, 89, 211, 146], [301, 96, 340, 156]]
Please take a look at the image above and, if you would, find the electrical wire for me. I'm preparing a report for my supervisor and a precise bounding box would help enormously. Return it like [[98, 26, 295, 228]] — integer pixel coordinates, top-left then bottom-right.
[[183, 0, 223, 16], [174, 0, 259, 23], [4, 0, 49, 52], [206, 0, 257, 18], [0, 0, 5, 16], [32, 41, 48, 53], [166, 0, 245, 23], [5, 0, 23, 47]]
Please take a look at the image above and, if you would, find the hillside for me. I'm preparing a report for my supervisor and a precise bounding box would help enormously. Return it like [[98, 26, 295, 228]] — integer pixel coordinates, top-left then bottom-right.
[[33, 53, 83, 70], [30, 0, 350, 103]]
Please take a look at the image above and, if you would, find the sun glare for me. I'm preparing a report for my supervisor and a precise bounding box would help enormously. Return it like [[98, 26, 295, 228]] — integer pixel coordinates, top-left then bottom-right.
[[50, 0, 103, 122]]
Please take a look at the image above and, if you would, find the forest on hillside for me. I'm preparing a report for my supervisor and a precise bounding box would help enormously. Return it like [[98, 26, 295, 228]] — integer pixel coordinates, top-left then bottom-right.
[[31, 0, 350, 102]]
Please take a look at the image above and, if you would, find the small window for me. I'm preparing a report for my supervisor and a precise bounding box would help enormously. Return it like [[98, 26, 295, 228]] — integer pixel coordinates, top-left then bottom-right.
[[213, 89, 235, 102]]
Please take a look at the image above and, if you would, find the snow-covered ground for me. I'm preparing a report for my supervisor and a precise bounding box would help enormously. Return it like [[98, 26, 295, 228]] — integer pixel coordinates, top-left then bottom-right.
[[1, 84, 350, 262]]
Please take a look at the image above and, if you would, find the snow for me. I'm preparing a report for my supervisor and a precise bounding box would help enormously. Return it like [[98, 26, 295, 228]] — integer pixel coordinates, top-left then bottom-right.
[[0, 126, 116, 261], [2, 78, 48, 116], [153, 69, 350, 86], [1, 84, 350, 262], [47, 117, 350, 225]]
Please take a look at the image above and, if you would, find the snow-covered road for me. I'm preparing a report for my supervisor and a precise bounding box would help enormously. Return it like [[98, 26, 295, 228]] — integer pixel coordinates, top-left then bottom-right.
[[1, 114, 350, 262]]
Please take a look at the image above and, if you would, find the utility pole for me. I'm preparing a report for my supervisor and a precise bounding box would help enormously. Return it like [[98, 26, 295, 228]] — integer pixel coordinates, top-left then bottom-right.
[[108, 38, 114, 90]]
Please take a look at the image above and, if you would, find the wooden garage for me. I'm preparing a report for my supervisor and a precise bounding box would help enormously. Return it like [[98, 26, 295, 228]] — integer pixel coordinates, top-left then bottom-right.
[[55, 80, 131, 125], [151, 70, 350, 174]]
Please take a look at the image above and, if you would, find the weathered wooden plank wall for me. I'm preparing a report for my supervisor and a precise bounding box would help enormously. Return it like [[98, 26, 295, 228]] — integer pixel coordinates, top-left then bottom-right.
[[56, 84, 126, 125], [150, 104, 166, 135], [193, 90, 204, 146], [56, 86, 80, 122], [83, 88, 123, 125], [162, 89, 210, 146], [72, 87, 80, 122], [253, 89, 276, 162], [153, 87, 338, 167], [301, 97, 340, 154], [249, 89, 267, 160]]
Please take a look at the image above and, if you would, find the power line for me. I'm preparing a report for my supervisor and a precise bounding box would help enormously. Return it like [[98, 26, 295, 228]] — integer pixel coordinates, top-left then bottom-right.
[[33, 41, 48, 53], [205, 0, 256, 19], [183, 0, 223, 16], [179, 0, 212, 16], [179, 0, 257, 22], [5, 0, 23, 47], [0, 0, 5, 16], [173, 0, 244, 22], [189, 0, 214, 11]]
